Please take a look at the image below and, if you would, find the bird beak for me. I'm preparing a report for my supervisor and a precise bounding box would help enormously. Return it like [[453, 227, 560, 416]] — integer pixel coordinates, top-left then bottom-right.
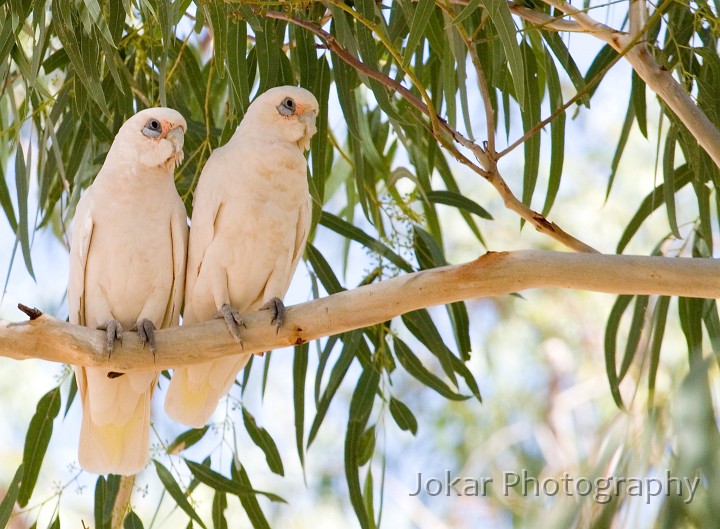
[[299, 110, 317, 149], [299, 109, 317, 126], [165, 126, 185, 167]]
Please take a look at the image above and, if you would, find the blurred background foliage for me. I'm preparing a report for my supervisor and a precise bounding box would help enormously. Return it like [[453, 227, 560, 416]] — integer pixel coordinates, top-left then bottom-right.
[[0, 0, 719, 528]]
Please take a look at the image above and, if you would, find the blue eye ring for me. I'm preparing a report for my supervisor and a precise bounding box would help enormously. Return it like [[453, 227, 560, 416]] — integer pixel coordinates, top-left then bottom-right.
[[278, 97, 296, 116], [142, 118, 162, 138]]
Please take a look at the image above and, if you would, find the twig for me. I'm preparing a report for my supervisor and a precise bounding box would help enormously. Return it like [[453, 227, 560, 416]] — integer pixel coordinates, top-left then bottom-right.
[[508, 3, 585, 32], [498, 43, 626, 158], [18, 303, 43, 320], [2, 250, 718, 370], [540, 0, 720, 170], [438, 0, 497, 156], [264, 9, 598, 253]]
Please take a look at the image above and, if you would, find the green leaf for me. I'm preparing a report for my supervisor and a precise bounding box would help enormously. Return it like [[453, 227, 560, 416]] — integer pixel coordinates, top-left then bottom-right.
[[256, 18, 281, 95], [123, 511, 144, 529], [203, 1, 227, 78], [0, 156, 17, 232], [403, 0, 434, 67], [692, 178, 713, 255], [425, 191, 493, 220], [49, 514, 61, 529], [64, 376, 78, 418], [619, 295, 649, 380], [238, 4, 263, 33], [679, 297, 704, 364], [389, 397, 418, 435], [331, 40, 361, 140], [648, 296, 671, 407], [393, 337, 468, 401], [308, 332, 359, 447], [108, 0, 125, 43], [485, 0, 525, 109], [0, 6, 18, 66], [212, 492, 228, 529], [617, 164, 692, 252], [94, 475, 120, 529], [293, 342, 309, 468], [184, 460, 286, 503], [226, 18, 249, 114], [0, 464, 23, 528], [541, 31, 588, 106], [357, 425, 376, 467], [306, 244, 344, 294], [542, 47, 566, 216], [702, 301, 720, 355], [583, 44, 619, 99], [413, 225, 446, 270], [166, 426, 210, 455], [320, 212, 413, 273], [345, 368, 380, 529], [230, 464, 271, 529], [154, 461, 207, 529], [310, 57, 332, 212], [402, 310, 458, 385], [14, 143, 34, 279], [18, 387, 61, 506], [604, 295, 633, 409], [605, 97, 635, 198], [353, 0, 398, 120], [261, 350, 272, 400], [520, 42, 541, 208], [449, 0, 481, 26], [52, 0, 108, 114], [447, 301, 472, 361], [242, 408, 284, 476], [432, 146, 487, 244], [82, 0, 116, 47], [631, 71, 647, 138], [663, 125, 682, 239]]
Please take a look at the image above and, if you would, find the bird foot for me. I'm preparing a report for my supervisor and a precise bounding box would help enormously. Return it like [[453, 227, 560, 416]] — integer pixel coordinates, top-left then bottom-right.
[[97, 319, 123, 356], [131, 318, 157, 357], [260, 297, 286, 333], [214, 304, 245, 342]]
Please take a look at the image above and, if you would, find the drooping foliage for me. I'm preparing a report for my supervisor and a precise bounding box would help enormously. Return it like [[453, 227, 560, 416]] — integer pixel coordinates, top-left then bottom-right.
[[1, 0, 720, 527]]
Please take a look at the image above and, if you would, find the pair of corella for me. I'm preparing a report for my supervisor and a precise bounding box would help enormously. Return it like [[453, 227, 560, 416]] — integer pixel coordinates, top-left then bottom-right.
[[68, 86, 319, 475]]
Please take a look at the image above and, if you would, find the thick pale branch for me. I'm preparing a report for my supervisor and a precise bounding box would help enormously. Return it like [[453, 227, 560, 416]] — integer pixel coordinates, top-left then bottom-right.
[[508, 3, 585, 32], [0, 251, 717, 371], [541, 0, 720, 170]]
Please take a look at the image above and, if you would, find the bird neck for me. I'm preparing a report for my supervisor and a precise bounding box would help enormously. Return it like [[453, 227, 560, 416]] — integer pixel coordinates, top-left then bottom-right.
[[94, 154, 175, 192]]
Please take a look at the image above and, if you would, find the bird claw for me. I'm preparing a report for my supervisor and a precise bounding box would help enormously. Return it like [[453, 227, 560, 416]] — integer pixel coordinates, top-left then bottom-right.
[[131, 318, 157, 357], [215, 304, 245, 342], [260, 297, 286, 333], [97, 319, 123, 356]]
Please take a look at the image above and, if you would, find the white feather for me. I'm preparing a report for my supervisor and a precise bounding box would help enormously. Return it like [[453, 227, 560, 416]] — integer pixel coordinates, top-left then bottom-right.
[[68, 108, 188, 475], [165, 86, 318, 428]]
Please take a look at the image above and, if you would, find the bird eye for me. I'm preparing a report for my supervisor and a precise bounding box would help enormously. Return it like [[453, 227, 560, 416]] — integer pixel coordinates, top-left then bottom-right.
[[277, 97, 296, 116], [142, 118, 162, 138]]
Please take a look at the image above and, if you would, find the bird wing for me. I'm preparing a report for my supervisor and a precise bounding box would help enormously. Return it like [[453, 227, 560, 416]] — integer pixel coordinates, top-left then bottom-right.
[[183, 152, 224, 324], [68, 191, 95, 327], [162, 197, 189, 328]]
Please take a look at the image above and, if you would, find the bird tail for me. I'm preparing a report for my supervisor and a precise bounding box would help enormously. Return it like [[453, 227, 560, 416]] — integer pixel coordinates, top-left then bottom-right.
[[76, 368, 156, 476], [165, 355, 251, 428]]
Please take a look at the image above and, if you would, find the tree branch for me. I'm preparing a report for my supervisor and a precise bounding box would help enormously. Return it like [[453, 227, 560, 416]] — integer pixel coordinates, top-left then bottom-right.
[[540, 0, 720, 170], [508, 3, 585, 33], [1, 251, 717, 371], [265, 9, 598, 254]]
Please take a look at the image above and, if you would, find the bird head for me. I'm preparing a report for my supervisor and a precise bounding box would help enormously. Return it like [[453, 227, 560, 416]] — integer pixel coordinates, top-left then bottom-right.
[[243, 86, 319, 151], [113, 108, 187, 172]]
